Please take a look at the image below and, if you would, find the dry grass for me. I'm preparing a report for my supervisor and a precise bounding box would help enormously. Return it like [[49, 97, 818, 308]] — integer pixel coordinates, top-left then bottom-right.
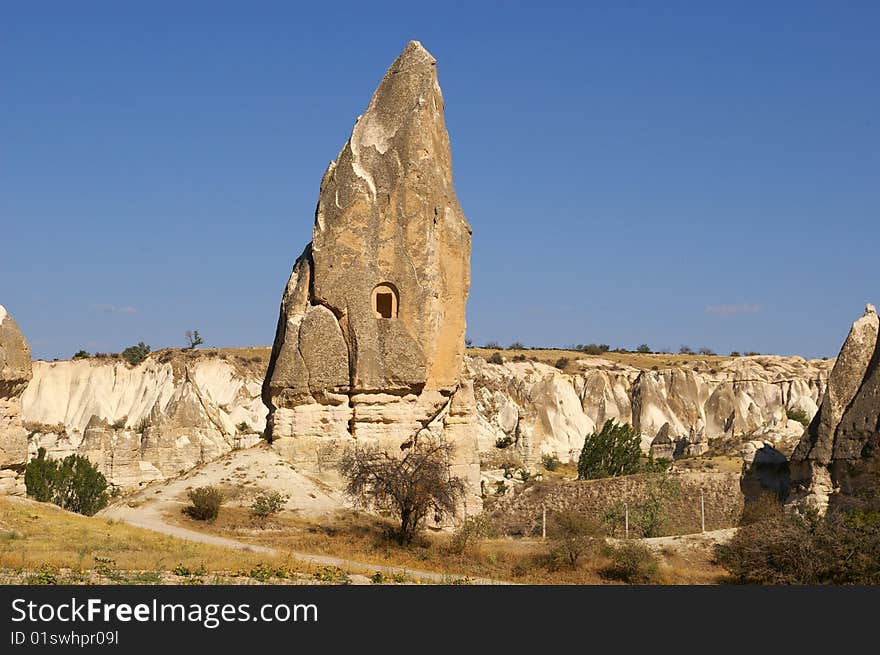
[[466, 347, 731, 371], [168, 506, 725, 585], [0, 497, 294, 576]]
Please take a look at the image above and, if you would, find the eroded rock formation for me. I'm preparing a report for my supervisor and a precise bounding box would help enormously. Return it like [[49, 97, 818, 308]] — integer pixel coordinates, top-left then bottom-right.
[[471, 354, 831, 464], [0, 305, 31, 493], [21, 353, 265, 489], [790, 304, 880, 511], [262, 41, 479, 509]]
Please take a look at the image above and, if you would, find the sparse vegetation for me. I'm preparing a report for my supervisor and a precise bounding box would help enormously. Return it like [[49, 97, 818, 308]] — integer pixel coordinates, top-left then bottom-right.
[[600, 541, 659, 583], [121, 342, 151, 366], [24, 448, 109, 516], [508, 341, 526, 350], [495, 435, 514, 449], [547, 509, 601, 570], [72, 350, 90, 359], [183, 486, 225, 521], [630, 472, 680, 537], [786, 408, 811, 427], [339, 438, 465, 544], [185, 329, 204, 349], [717, 462, 880, 584], [636, 344, 652, 354], [236, 421, 252, 434], [250, 491, 288, 522], [698, 347, 716, 356], [679, 345, 694, 355], [554, 357, 569, 370], [484, 341, 501, 349], [541, 453, 561, 471], [487, 351, 504, 365], [577, 420, 642, 480], [575, 343, 610, 355]]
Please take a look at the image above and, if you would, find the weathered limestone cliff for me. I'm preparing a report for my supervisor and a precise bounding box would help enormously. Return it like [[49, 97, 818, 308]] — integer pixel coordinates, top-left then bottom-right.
[[471, 354, 831, 464], [262, 41, 479, 510], [16, 350, 831, 493], [20, 352, 265, 488], [789, 304, 880, 512], [0, 305, 32, 494]]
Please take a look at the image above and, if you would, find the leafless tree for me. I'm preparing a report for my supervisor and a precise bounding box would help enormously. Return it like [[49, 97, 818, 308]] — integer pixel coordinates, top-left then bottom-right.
[[339, 438, 465, 544]]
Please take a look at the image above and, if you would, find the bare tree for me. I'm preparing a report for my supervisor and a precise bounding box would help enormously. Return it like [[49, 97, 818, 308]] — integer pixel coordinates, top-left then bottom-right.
[[339, 438, 465, 544]]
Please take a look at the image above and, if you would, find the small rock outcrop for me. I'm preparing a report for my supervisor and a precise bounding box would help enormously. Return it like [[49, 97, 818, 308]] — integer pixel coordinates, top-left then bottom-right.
[[262, 41, 479, 511], [790, 304, 880, 511], [0, 305, 31, 495], [0, 305, 31, 474]]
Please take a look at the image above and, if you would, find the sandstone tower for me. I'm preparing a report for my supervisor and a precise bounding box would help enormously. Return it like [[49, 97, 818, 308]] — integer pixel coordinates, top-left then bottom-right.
[[263, 41, 479, 512], [789, 303, 880, 512]]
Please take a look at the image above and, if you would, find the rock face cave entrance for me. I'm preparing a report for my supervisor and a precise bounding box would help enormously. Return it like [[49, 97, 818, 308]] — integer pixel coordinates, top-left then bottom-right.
[[372, 283, 399, 319]]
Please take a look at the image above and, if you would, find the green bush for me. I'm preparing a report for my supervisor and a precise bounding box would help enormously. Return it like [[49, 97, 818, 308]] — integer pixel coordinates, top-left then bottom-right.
[[547, 510, 601, 570], [554, 357, 569, 370], [487, 351, 504, 365], [183, 486, 224, 521], [716, 507, 880, 584], [24, 448, 109, 516], [250, 491, 287, 519], [541, 453, 561, 471], [630, 473, 680, 537], [576, 344, 610, 355], [121, 342, 151, 366], [577, 420, 642, 480], [508, 341, 526, 350], [635, 344, 652, 354], [449, 515, 495, 554], [72, 350, 90, 359], [786, 408, 811, 427], [600, 541, 659, 583]]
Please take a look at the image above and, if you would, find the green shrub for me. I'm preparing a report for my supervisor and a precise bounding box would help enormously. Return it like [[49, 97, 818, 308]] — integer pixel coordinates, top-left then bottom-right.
[[236, 421, 252, 434], [600, 542, 659, 583], [547, 510, 601, 570], [730, 351, 741, 357], [484, 341, 501, 349], [541, 453, 561, 471], [636, 344, 652, 354], [183, 486, 224, 521], [554, 357, 569, 370], [508, 341, 526, 350], [577, 420, 642, 480], [449, 515, 495, 554], [28, 565, 59, 586], [72, 350, 90, 359], [121, 342, 151, 366], [250, 491, 288, 519], [576, 344, 610, 355], [630, 473, 680, 538], [24, 448, 109, 516], [313, 566, 350, 584], [487, 351, 504, 365], [495, 435, 514, 449], [786, 408, 811, 427]]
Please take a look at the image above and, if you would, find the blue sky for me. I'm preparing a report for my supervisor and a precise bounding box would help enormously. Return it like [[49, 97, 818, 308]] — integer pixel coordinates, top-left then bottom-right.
[[2, 1, 878, 360]]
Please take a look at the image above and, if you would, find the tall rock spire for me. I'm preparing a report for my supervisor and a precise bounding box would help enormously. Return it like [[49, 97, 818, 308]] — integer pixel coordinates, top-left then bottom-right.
[[262, 41, 478, 513]]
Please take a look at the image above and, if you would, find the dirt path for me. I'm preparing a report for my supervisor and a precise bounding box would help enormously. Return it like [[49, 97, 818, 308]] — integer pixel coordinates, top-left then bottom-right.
[[100, 501, 510, 585]]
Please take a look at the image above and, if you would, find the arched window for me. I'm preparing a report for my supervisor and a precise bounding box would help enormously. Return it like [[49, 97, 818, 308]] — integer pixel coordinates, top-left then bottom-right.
[[372, 283, 399, 319]]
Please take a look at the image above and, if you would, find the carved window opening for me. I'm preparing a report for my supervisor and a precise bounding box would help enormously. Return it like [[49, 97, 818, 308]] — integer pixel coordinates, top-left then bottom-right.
[[372, 284, 399, 319]]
